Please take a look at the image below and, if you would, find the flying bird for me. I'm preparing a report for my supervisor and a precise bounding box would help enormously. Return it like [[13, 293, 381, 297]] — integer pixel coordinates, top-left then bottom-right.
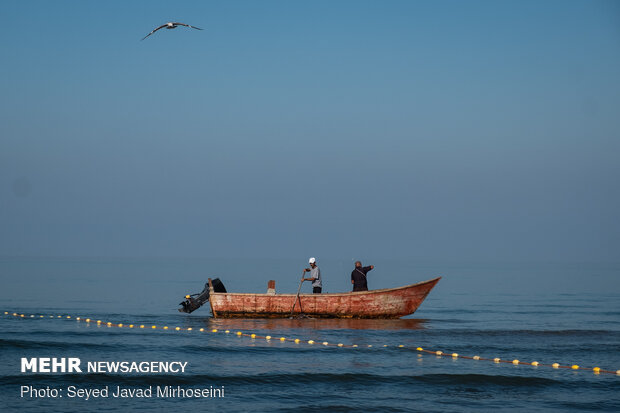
[[142, 22, 203, 40]]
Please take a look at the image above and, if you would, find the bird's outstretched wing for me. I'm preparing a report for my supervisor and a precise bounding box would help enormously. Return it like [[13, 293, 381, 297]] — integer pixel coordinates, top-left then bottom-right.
[[141, 24, 168, 40], [173, 22, 203, 30]]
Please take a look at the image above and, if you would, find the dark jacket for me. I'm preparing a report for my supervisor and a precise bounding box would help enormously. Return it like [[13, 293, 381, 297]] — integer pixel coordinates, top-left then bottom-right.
[[351, 266, 373, 292]]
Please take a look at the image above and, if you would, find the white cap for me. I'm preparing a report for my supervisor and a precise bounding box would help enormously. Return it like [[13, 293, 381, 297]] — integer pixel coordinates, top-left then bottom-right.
[[308, 257, 316, 264]]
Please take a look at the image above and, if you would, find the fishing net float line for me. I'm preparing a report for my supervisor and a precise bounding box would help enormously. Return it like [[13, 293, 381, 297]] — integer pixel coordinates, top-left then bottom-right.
[[3, 311, 619, 376]]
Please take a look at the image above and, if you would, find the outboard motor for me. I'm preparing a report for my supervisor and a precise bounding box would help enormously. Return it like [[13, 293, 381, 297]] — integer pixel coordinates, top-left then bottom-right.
[[178, 278, 227, 313]]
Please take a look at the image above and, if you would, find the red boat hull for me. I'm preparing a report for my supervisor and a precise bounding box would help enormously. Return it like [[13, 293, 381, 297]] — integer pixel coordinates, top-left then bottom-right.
[[208, 277, 440, 319]]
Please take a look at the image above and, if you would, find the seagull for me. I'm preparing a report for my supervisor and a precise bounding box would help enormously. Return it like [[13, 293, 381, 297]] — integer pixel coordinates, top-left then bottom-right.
[[141, 22, 203, 40]]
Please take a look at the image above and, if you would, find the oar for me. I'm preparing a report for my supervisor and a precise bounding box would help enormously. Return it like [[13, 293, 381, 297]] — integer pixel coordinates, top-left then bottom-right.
[[290, 271, 305, 317]]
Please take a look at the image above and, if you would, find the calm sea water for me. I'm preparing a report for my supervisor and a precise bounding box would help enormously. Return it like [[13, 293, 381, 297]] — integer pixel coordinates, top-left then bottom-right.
[[1, 258, 619, 412]]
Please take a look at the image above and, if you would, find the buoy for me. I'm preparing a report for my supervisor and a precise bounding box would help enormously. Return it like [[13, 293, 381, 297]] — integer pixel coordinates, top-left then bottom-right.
[[280, 337, 286, 341], [512, 360, 519, 365], [473, 356, 480, 360], [552, 363, 560, 368], [417, 347, 423, 351], [187, 328, 192, 331], [323, 342, 329, 346], [225, 330, 230, 334], [266, 335, 271, 340], [236, 331, 242, 336], [294, 339, 300, 343], [398, 345, 404, 348], [129, 324, 134, 328], [250, 334, 256, 339], [571, 365, 579, 370], [163, 326, 169, 330], [352, 344, 358, 348], [86, 318, 91, 322], [368, 345, 372, 348], [118, 323, 123, 327], [151, 325, 156, 329], [212, 329, 218, 333], [140, 325, 145, 328], [199, 328, 204, 332], [452, 353, 458, 358], [76, 317, 81, 320], [107, 322, 112, 326], [436, 351, 442, 356], [308, 340, 315, 344], [338, 343, 343, 347], [175, 327, 181, 331], [494, 358, 501, 363], [593, 367, 600, 373], [97, 320, 101, 324], [531, 361, 539, 366]]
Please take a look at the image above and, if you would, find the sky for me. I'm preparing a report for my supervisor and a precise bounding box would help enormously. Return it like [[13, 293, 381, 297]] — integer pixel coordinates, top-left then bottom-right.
[[1, 0, 619, 263]]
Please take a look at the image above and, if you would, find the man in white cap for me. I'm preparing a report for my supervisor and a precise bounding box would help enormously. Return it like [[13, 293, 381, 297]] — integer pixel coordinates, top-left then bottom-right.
[[302, 257, 322, 293]]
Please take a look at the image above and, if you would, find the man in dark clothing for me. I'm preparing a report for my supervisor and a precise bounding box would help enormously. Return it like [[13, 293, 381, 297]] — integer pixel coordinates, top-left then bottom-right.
[[351, 261, 374, 292]]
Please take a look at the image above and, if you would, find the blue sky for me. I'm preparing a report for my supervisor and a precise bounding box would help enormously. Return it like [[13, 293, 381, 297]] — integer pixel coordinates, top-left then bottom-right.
[[1, 0, 619, 262]]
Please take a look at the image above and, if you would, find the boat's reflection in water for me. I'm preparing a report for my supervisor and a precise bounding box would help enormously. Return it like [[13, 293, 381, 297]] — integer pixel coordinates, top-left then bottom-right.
[[203, 317, 427, 331]]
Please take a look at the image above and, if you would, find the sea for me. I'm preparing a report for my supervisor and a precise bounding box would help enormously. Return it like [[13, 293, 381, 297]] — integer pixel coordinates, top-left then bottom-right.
[[1, 257, 619, 412]]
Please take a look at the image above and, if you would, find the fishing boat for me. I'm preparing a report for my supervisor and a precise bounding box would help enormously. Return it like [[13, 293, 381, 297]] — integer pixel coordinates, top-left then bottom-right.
[[179, 277, 440, 319]]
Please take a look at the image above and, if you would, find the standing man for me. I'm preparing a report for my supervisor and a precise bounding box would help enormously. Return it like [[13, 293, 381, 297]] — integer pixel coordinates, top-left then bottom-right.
[[351, 261, 374, 292], [303, 257, 322, 293]]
